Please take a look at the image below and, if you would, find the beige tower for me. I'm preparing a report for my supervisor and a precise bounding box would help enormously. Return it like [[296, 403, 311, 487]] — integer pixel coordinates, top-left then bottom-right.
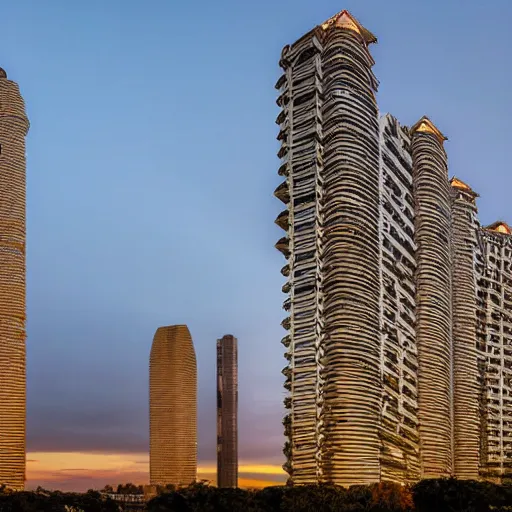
[[149, 325, 197, 487], [450, 177, 480, 480], [0, 67, 29, 490], [410, 116, 453, 478], [276, 10, 382, 486]]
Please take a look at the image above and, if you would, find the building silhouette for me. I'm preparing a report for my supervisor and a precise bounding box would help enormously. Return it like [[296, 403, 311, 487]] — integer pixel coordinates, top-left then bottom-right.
[[149, 325, 197, 487], [216, 334, 238, 488], [275, 9, 512, 486], [0, 67, 29, 490]]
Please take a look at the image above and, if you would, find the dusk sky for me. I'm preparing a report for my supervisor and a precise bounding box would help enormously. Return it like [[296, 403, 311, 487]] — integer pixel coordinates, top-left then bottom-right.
[[2, 0, 512, 491]]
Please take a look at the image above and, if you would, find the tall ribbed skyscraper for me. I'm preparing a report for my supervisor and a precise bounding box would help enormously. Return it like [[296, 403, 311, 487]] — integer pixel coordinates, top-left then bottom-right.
[[216, 334, 238, 488], [0, 67, 29, 490], [276, 9, 512, 486], [149, 325, 197, 487], [410, 117, 453, 478], [276, 9, 382, 486]]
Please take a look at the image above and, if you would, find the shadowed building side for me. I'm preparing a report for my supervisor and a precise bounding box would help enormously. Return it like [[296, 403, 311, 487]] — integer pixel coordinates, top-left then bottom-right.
[[149, 325, 197, 487], [275, 15, 325, 484], [0, 67, 29, 491], [216, 335, 238, 488]]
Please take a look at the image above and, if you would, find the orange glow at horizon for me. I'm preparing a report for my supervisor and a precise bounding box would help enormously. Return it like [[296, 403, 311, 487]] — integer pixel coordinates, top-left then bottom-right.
[[26, 452, 286, 491]]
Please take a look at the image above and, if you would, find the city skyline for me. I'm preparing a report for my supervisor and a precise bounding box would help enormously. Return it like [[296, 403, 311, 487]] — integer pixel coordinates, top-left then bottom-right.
[[1, 0, 511, 491]]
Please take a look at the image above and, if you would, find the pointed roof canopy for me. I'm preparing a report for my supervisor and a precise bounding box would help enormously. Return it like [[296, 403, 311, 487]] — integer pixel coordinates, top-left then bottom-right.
[[485, 221, 512, 235], [410, 116, 447, 144], [321, 10, 377, 44], [450, 176, 479, 197]]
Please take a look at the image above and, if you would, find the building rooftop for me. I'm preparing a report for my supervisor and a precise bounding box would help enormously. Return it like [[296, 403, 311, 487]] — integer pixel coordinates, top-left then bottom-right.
[[485, 221, 512, 235], [410, 116, 447, 144], [320, 10, 377, 44], [450, 177, 479, 197]]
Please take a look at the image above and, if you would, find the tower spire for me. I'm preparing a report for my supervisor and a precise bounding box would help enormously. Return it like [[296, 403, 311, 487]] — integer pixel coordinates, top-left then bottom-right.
[[321, 10, 377, 44], [410, 116, 447, 144], [450, 176, 479, 198], [485, 221, 512, 235]]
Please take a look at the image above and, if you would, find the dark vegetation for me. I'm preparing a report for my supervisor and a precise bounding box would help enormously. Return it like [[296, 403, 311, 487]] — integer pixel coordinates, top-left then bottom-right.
[[145, 479, 512, 512], [0, 486, 118, 511], [0, 479, 511, 511], [101, 483, 145, 494]]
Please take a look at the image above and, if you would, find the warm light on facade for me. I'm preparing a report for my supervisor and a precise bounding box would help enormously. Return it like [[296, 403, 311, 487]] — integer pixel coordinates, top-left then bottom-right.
[[0, 67, 29, 491], [149, 325, 197, 487]]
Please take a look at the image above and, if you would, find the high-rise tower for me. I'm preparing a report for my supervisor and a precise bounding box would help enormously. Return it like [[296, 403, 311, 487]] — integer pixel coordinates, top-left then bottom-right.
[[0, 67, 29, 490], [476, 221, 512, 483], [216, 334, 238, 488], [149, 325, 197, 487], [276, 7, 512, 488], [276, 10, 384, 486], [410, 117, 453, 478], [450, 177, 480, 480]]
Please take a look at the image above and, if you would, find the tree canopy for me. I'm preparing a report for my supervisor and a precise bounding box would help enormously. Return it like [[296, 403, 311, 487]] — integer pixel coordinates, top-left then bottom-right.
[[0, 479, 510, 511]]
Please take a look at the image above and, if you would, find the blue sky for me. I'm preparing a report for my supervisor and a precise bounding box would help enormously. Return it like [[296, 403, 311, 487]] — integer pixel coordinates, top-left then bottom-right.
[[1, 0, 512, 488]]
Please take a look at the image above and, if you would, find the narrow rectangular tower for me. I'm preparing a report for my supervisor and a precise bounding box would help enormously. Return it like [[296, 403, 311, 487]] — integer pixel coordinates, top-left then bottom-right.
[[216, 334, 238, 488]]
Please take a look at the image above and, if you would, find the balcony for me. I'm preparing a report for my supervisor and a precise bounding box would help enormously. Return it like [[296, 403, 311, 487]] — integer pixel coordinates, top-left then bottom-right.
[[275, 210, 289, 230], [274, 181, 290, 204], [275, 237, 290, 258]]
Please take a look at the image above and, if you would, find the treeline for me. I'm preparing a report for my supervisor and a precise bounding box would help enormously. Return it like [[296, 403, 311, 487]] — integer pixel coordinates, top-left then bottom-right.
[[147, 479, 512, 512], [0, 479, 510, 511], [101, 482, 145, 494], [0, 488, 118, 511]]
